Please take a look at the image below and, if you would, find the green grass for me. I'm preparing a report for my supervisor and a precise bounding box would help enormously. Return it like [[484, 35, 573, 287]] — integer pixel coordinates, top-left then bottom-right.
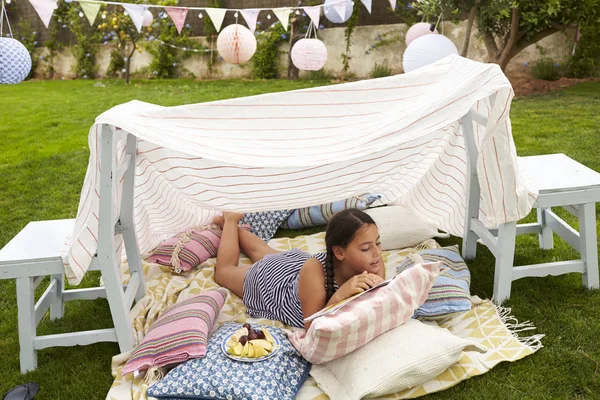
[[1, 79, 600, 399]]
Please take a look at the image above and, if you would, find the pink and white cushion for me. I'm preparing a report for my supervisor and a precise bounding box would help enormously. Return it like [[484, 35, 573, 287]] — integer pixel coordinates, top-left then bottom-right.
[[287, 261, 440, 364]]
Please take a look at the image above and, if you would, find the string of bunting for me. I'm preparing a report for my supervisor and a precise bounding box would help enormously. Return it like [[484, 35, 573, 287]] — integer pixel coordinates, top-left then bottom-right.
[[20, 0, 398, 34]]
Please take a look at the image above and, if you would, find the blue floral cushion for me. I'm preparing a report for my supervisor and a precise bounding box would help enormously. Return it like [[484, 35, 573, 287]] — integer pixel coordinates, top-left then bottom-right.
[[240, 210, 293, 242], [147, 322, 311, 400], [396, 245, 471, 319]]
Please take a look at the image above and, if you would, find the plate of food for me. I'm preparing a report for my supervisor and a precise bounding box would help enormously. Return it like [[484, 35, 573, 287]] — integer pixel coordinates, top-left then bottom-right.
[[221, 323, 280, 362]]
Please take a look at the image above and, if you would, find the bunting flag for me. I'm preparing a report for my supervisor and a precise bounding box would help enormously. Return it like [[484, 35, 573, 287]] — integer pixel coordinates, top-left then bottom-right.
[[165, 7, 188, 34], [333, 1, 347, 20], [240, 9, 260, 33], [389, 0, 397, 11], [122, 3, 146, 32], [205, 7, 226, 32], [273, 7, 290, 31], [79, 0, 101, 26], [303, 6, 320, 28], [28, 0, 57, 28], [361, 0, 372, 13]]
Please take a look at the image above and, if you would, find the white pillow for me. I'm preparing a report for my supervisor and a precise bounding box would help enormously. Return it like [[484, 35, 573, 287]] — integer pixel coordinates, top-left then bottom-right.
[[364, 205, 447, 250], [310, 319, 486, 400]]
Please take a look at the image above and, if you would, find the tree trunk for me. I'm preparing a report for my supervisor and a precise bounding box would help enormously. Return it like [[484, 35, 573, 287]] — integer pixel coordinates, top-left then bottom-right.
[[460, 2, 479, 57], [287, 17, 300, 80], [125, 58, 131, 84]]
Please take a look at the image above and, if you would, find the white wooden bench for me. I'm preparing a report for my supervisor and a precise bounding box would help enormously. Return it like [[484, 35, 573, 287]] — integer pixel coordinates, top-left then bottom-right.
[[462, 110, 600, 303]]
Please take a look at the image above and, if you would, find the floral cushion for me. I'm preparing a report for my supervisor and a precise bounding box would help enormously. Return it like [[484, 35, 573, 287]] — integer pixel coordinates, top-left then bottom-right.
[[240, 210, 293, 242], [147, 322, 311, 400]]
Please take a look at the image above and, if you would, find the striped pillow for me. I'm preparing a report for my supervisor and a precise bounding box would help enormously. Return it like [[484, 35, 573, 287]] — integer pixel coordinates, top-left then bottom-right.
[[121, 289, 228, 375], [281, 195, 381, 229], [396, 246, 471, 319], [287, 262, 440, 364], [148, 225, 222, 273]]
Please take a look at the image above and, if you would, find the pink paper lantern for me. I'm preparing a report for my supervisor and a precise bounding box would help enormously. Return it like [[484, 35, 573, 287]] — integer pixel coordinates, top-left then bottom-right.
[[142, 10, 153, 27], [405, 22, 438, 46], [217, 24, 257, 64], [291, 38, 328, 71]]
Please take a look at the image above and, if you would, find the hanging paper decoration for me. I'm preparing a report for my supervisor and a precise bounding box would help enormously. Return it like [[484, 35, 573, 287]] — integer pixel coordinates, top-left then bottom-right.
[[389, 0, 397, 11], [402, 34, 458, 73], [122, 4, 146, 33], [360, 0, 372, 14], [405, 22, 438, 46], [165, 7, 188, 33], [205, 7, 226, 32], [273, 7, 290, 31], [216, 24, 257, 64], [303, 6, 320, 28], [291, 38, 327, 71], [0, 38, 32, 84], [28, 0, 58, 28], [323, 0, 352, 24], [80, 0, 101, 26], [240, 9, 259, 33], [142, 9, 153, 27]]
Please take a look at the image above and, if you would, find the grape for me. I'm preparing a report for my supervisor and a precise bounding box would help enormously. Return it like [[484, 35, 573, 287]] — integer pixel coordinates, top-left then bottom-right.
[[248, 331, 258, 341], [239, 335, 248, 345], [255, 330, 266, 340], [242, 323, 252, 331]]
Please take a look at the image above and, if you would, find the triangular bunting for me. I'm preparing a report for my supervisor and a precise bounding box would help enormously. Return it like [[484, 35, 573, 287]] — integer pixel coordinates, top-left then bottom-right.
[[79, 1, 101, 26], [205, 7, 226, 32], [273, 7, 290, 31], [303, 6, 320, 28], [388, 0, 397, 11], [28, 0, 57, 28], [360, 0, 372, 13], [165, 7, 188, 34], [333, 1, 347, 20], [240, 9, 260, 33], [122, 4, 146, 33]]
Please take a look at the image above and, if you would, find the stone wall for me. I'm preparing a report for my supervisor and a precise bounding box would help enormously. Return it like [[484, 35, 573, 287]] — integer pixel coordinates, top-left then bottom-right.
[[33, 20, 575, 79]]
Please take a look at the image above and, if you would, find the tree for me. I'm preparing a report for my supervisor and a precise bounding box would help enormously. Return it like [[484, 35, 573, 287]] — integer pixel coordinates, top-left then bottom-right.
[[411, 0, 600, 71]]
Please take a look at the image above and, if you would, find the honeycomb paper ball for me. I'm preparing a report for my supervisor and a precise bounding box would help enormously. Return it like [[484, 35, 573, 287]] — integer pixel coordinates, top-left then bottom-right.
[[405, 22, 438, 46], [403, 34, 458, 73], [0, 38, 32, 84], [217, 24, 257, 64], [324, 0, 353, 24], [291, 38, 327, 71], [142, 10, 153, 27]]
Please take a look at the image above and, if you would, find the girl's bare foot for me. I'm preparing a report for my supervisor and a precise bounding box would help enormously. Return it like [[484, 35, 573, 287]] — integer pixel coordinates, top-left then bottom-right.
[[223, 212, 245, 222], [212, 214, 225, 229]]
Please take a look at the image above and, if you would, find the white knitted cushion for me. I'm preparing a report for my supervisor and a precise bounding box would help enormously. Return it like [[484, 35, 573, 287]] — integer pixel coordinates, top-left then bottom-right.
[[364, 205, 447, 250], [310, 319, 487, 400]]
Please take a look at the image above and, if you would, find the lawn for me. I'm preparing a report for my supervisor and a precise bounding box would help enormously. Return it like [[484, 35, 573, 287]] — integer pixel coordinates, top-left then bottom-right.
[[1, 78, 599, 399]]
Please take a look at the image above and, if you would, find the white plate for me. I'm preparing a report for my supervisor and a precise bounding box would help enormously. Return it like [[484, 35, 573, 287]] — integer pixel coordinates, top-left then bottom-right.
[[221, 330, 281, 363]]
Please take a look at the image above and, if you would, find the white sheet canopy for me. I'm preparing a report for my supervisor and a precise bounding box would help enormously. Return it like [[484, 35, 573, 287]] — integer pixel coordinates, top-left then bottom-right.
[[64, 55, 537, 285]]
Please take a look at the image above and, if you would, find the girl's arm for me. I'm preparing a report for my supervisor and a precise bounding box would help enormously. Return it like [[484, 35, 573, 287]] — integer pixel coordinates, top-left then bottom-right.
[[298, 258, 328, 330]]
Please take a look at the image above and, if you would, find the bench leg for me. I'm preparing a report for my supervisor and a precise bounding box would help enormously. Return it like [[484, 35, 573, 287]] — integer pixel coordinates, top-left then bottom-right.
[[50, 274, 64, 320], [579, 203, 599, 289], [493, 222, 517, 304], [16, 277, 37, 373], [537, 208, 554, 250]]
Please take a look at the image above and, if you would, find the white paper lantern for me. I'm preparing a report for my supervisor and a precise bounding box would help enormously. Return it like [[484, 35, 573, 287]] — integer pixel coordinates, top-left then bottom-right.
[[217, 24, 257, 64], [402, 34, 458, 73], [405, 22, 438, 46], [291, 38, 328, 71], [0, 38, 32, 84], [324, 0, 353, 24], [142, 10, 153, 27]]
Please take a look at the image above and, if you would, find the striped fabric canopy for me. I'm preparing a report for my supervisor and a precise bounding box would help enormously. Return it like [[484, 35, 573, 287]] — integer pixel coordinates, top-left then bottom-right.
[[64, 55, 537, 285]]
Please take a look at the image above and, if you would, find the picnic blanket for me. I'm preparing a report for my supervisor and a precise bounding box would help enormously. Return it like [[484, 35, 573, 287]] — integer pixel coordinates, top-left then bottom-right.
[[65, 55, 538, 286], [105, 232, 543, 400]]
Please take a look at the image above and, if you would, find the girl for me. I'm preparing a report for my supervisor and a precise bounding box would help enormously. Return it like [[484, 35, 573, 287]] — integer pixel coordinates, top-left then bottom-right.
[[213, 208, 385, 330]]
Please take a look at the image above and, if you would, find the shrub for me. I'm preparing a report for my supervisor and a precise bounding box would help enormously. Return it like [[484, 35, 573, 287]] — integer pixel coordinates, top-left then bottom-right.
[[251, 23, 287, 79], [564, 22, 600, 78], [530, 58, 561, 81], [370, 63, 392, 78]]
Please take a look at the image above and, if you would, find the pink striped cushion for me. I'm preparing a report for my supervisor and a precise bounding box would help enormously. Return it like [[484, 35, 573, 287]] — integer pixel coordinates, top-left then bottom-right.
[[287, 262, 440, 364], [121, 289, 228, 375]]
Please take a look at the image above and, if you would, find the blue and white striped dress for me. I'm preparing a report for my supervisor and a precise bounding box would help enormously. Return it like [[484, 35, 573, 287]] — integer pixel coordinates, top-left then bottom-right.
[[242, 248, 338, 328]]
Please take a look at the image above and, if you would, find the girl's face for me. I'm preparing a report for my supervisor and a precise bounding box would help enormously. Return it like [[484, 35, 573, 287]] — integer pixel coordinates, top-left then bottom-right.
[[334, 223, 384, 277]]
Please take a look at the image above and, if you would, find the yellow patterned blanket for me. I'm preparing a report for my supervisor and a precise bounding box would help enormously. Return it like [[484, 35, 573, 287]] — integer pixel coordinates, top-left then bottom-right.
[[106, 233, 542, 400]]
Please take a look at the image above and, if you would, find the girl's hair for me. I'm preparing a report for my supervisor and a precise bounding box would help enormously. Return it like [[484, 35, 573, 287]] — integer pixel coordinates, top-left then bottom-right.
[[323, 208, 377, 302]]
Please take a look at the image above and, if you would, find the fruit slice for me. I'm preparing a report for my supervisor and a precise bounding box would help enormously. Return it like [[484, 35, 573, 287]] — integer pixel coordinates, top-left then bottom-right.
[[249, 339, 272, 352], [225, 327, 248, 348], [232, 342, 244, 356], [240, 342, 250, 357], [260, 328, 275, 345], [255, 343, 269, 357], [246, 344, 255, 358]]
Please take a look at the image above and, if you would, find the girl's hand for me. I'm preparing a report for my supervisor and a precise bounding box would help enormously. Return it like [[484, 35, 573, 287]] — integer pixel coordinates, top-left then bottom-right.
[[366, 272, 384, 287], [336, 271, 379, 300]]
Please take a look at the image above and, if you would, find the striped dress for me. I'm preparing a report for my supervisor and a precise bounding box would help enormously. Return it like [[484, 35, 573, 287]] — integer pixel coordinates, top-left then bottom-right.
[[242, 249, 338, 328]]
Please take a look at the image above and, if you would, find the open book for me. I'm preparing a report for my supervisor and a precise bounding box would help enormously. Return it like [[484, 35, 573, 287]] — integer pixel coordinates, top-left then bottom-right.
[[303, 276, 393, 323]]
